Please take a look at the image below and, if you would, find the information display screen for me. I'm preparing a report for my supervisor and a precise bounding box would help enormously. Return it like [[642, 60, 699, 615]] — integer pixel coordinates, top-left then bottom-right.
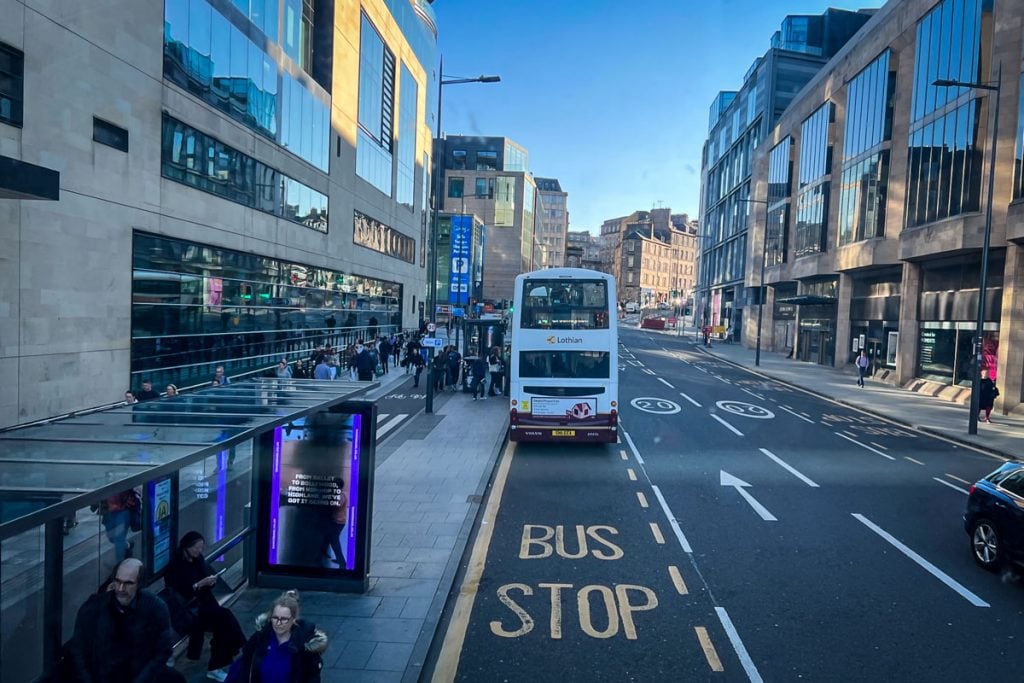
[[147, 475, 176, 576], [256, 402, 373, 583]]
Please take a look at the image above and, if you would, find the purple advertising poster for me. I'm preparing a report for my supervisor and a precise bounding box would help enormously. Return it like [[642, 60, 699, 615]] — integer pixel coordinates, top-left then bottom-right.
[[267, 413, 359, 571]]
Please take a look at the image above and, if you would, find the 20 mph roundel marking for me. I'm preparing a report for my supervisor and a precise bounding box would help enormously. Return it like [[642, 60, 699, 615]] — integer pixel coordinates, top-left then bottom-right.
[[630, 397, 682, 414], [715, 401, 775, 420]]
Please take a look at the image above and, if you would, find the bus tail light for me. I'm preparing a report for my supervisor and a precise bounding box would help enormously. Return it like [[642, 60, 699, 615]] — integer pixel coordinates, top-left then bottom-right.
[[510, 408, 519, 425], [610, 409, 618, 426]]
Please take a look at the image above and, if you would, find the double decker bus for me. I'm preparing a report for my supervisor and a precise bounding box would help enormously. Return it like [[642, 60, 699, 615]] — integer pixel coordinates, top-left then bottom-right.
[[508, 268, 618, 443]]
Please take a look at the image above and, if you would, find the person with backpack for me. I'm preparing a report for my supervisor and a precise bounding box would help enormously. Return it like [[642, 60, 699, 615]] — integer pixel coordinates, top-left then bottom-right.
[[225, 590, 327, 683]]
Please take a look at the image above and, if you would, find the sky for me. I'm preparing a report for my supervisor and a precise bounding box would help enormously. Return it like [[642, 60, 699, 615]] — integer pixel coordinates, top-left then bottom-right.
[[432, 0, 882, 231]]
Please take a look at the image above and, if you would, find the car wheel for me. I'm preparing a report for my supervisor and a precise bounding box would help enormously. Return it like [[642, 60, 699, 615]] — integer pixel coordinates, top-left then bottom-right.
[[971, 518, 1002, 571]]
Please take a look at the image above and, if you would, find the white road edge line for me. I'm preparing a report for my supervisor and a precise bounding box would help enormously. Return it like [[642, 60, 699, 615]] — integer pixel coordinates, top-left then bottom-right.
[[679, 392, 702, 407], [621, 429, 646, 465], [852, 513, 989, 607], [651, 485, 693, 553], [759, 448, 819, 487], [779, 405, 815, 424], [933, 477, 970, 495], [835, 432, 896, 460], [658, 377, 675, 388], [711, 413, 744, 437], [715, 607, 764, 683]]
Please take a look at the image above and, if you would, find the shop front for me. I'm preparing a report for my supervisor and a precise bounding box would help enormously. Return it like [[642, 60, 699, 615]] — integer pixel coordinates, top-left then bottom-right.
[[781, 278, 838, 366], [849, 269, 902, 375]]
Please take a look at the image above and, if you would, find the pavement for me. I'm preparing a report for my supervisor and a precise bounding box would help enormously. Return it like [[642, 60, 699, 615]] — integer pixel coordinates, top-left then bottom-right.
[[182, 348, 510, 683], [652, 325, 1024, 461]]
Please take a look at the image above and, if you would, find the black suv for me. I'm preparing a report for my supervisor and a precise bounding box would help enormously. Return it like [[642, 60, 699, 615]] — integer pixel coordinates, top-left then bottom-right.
[[964, 461, 1024, 570]]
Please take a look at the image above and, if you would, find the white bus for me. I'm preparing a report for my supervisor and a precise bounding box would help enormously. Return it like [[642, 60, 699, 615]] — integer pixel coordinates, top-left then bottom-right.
[[508, 268, 618, 443]]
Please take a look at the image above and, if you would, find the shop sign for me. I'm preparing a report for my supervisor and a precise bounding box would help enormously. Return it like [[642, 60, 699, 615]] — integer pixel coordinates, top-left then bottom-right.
[[353, 210, 415, 263]]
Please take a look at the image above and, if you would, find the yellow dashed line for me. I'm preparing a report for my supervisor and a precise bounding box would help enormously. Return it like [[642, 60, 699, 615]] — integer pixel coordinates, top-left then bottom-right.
[[650, 522, 665, 544], [946, 473, 972, 485], [620, 449, 629, 460], [636, 491, 649, 508], [695, 626, 724, 672], [904, 456, 925, 466], [627, 468, 637, 481], [668, 565, 688, 595]]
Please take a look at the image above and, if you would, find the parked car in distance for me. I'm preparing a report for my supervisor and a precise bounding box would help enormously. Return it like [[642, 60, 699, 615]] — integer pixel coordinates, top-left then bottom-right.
[[964, 461, 1024, 571], [657, 302, 670, 310], [640, 316, 666, 330], [624, 301, 640, 313]]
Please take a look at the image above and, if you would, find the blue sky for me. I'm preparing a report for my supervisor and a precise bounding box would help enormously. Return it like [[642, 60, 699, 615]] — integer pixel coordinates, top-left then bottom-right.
[[432, 0, 881, 231]]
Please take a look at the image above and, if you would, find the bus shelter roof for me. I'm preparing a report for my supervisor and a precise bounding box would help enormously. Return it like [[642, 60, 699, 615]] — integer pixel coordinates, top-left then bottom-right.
[[0, 378, 375, 539]]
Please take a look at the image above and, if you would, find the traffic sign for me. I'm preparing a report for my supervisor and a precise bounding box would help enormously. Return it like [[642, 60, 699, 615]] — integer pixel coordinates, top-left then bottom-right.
[[452, 307, 465, 317], [427, 323, 436, 332], [423, 337, 444, 348]]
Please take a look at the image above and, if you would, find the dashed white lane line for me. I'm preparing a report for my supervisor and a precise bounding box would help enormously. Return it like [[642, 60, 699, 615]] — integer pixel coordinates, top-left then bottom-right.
[[852, 513, 989, 608], [658, 377, 675, 388], [651, 485, 693, 553], [946, 473, 972, 485], [759, 448, 819, 487], [643, 368, 656, 375], [778, 405, 811, 421], [715, 376, 732, 385], [711, 413, 744, 437], [679, 392, 702, 407], [870, 441, 889, 451], [933, 477, 970, 495], [740, 388, 765, 400], [835, 432, 895, 460], [715, 607, 764, 683], [695, 366, 708, 373], [904, 456, 925, 466]]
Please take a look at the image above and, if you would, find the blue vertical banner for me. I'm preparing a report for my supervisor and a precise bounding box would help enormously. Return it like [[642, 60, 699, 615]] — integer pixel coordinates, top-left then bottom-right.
[[449, 215, 471, 306]]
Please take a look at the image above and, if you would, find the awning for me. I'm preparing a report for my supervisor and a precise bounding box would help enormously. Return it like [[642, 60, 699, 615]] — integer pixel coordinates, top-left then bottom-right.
[[0, 378, 374, 539], [776, 295, 837, 306], [0, 154, 60, 200]]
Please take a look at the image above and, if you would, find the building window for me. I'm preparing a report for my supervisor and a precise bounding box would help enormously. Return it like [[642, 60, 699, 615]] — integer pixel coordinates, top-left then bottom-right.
[[911, 0, 983, 124], [448, 177, 464, 198], [477, 150, 498, 170], [161, 114, 328, 232], [504, 144, 527, 171], [93, 118, 130, 152], [494, 176, 515, 226], [794, 103, 833, 257], [766, 138, 792, 266], [396, 65, 418, 209], [356, 12, 395, 196], [451, 149, 467, 169], [475, 177, 494, 199], [0, 42, 23, 127]]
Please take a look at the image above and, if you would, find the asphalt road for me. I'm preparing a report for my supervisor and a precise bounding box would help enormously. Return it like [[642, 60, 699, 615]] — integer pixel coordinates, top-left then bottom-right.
[[433, 326, 1024, 682]]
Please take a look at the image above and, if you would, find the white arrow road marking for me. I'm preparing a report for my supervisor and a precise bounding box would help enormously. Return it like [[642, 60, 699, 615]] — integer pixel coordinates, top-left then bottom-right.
[[720, 471, 777, 521], [852, 513, 989, 607], [835, 432, 895, 460], [658, 377, 674, 388], [711, 414, 744, 437], [759, 448, 819, 487], [933, 477, 970, 495], [679, 392, 702, 407]]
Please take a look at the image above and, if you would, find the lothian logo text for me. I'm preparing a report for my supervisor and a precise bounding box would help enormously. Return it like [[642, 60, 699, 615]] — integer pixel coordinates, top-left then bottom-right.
[[547, 335, 584, 344]]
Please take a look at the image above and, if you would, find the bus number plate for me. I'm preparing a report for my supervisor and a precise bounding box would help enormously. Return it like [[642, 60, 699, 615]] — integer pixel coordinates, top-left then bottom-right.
[[551, 430, 576, 437]]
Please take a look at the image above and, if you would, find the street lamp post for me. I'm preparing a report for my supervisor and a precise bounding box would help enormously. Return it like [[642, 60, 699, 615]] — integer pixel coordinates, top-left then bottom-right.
[[740, 198, 770, 367], [426, 58, 499, 414], [933, 64, 1001, 435]]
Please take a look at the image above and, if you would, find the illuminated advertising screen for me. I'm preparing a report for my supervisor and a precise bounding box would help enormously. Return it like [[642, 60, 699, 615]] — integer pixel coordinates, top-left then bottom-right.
[[256, 402, 374, 588], [147, 475, 176, 576]]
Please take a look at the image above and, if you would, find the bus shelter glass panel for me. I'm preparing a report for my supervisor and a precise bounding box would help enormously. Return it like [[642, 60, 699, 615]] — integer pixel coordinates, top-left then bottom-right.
[[1, 526, 45, 683]]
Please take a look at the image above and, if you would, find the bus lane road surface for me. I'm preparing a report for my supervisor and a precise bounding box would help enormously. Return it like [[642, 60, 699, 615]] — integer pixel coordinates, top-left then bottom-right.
[[614, 326, 1024, 680], [432, 436, 750, 682]]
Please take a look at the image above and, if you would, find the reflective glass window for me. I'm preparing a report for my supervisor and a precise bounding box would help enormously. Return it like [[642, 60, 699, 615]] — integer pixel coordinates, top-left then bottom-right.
[[356, 13, 394, 195], [396, 65, 418, 209], [447, 176, 464, 198]]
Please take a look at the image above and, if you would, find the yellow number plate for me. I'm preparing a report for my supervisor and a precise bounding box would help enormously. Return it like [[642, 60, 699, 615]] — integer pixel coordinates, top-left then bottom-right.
[[551, 430, 576, 437]]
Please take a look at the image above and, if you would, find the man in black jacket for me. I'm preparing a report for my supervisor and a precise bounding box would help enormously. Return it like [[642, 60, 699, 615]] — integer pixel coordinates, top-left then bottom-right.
[[69, 558, 183, 683]]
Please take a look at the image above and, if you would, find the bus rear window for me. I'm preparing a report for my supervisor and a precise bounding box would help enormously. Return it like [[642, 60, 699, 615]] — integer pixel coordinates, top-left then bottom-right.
[[518, 351, 610, 379], [521, 279, 609, 330]]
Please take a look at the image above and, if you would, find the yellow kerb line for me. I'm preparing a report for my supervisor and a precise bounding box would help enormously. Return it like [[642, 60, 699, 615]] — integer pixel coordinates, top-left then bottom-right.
[[649, 522, 665, 544], [636, 491, 649, 508], [695, 626, 724, 672]]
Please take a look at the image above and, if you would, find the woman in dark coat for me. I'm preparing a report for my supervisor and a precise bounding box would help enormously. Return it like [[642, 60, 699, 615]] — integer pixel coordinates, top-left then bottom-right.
[[165, 531, 245, 680], [226, 590, 327, 683], [979, 367, 999, 423]]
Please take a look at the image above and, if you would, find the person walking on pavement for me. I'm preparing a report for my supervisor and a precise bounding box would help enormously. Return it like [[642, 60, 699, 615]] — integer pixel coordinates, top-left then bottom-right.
[[432, 349, 447, 393], [68, 558, 184, 683], [410, 351, 426, 388], [379, 336, 392, 374], [354, 343, 376, 381], [405, 336, 422, 375], [855, 349, 870, 388], [471, 355, 488, 400], [979, 367, 999, 423], [487, 346, 505, 397], [446, 346, 462, 392], [275, 358, 293, 379], [313, 356, 332, 380]]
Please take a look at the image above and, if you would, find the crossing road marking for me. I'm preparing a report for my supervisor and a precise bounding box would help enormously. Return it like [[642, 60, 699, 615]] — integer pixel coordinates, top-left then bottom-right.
[[649, 522, 666, 544], [678, 392, 702, 407], [711, 413, 744, 437], [934, 477, 970, 495], [695, 626, 724, 672], [658, 377, 674, 388], [835, 432, 895, 460], [376, 413, 406, 438], [636, 491, 649, 508], [852, 513, 989, 607]]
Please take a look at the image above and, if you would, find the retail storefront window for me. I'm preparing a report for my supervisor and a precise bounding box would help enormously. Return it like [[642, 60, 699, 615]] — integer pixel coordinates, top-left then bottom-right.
[[917, 323, 998, 386]]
